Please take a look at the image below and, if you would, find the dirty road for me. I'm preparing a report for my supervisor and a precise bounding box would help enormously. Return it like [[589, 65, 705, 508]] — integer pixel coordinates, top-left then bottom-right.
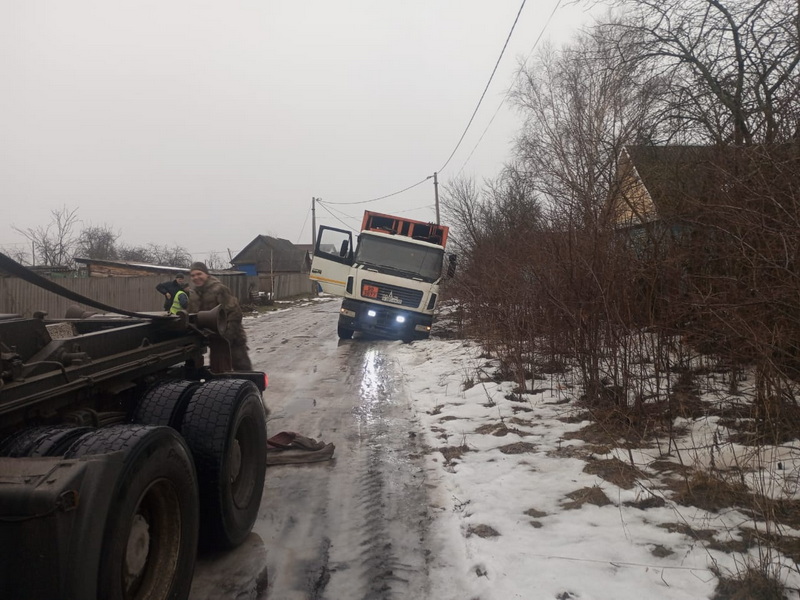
[[190, 298, 434, 600]]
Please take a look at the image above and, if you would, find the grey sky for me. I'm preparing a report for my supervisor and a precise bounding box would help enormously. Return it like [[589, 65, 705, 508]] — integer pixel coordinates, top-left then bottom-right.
[[0, 1, 587, 262]]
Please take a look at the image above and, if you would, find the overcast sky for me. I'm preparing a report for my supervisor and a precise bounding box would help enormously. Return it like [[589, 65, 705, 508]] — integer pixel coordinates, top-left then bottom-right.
[[0, 1, 590, 262]]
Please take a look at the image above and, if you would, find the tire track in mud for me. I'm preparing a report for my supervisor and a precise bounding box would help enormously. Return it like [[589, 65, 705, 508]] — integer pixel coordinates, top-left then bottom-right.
[[318, 345, 431, 600]]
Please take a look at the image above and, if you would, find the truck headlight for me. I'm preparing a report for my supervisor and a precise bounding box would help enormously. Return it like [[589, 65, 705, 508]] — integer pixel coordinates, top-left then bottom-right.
[[367, 310, 377, 317], [395, 315, 406, 323]]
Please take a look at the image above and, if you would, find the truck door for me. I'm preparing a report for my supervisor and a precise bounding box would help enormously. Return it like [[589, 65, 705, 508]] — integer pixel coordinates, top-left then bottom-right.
[[310, 226, 354, 296]]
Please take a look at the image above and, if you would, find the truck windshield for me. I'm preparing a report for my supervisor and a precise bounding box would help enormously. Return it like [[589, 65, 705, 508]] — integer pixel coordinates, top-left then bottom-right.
[[355, 235, 444, 282]]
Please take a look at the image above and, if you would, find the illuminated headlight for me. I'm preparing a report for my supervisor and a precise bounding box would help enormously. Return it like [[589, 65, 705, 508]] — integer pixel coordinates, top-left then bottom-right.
[[340, 308, 356, 318], [367, 310, 377, 317], [415, 324, 431, 332], [396, 315, 406, 323]]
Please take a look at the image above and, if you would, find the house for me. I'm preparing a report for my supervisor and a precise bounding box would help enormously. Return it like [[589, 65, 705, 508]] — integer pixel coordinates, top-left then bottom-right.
[[230, 236, 314, 298], [230, 236, 310, 276], [609, 144, 799, 254]]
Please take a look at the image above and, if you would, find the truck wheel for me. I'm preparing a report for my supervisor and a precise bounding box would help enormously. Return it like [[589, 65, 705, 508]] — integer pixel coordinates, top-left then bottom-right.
[[0, 425, 91, 457], [181, 379, 267, 550], [66, 425, 199, 600], [0, 426, 51, 457], [133, 380, 200, 428], [337, 324, 354, 339], [26, 424, 95, 457]]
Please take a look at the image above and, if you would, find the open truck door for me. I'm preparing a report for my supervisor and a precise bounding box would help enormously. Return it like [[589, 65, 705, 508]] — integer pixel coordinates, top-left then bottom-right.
[[310, 225, 354, 296]]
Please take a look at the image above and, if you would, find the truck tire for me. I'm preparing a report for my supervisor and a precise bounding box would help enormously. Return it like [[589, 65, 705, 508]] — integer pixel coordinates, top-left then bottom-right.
[[0, 425, 91, 457], [181, 379, 267, 550], [66, 424, 199, 600], [26, 424, 95, 457], [337, 324, 354, 339], [133, 380, 200, 428], [0, 426, 51, 457]]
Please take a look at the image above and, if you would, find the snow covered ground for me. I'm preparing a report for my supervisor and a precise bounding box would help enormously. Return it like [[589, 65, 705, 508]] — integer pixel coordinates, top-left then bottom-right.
[[251, 296, 800, 599], [391, 334, 800, 600]]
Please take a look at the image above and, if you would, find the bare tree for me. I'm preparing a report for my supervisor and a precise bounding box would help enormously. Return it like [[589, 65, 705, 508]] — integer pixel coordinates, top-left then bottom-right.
[[204, 251, 229, 271], [440, 175, 485, 256], [76, 224, 120, 260], [117, 243, 191, 267], [0, 245, 32, 265], [13, 206, 80, 267], [603, 0, 800, 144]]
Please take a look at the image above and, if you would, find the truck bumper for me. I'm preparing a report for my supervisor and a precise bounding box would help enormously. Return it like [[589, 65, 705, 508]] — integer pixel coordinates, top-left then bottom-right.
[[339, 298, 432, 340]]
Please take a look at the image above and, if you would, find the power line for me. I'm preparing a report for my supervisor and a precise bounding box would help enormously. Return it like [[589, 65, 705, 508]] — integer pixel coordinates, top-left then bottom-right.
[[295, 204, 311, 244], [318, 176, 432, 206], [310, 1, 529, 210], [316, 201, 360, 230], [456, 0, 564, 176], [437, 0, 528, 175]]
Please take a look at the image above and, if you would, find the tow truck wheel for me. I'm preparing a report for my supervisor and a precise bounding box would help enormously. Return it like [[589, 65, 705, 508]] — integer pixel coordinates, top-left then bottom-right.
[[0, 426, 52, 457], [133, 380, 200, 428], [181, 379, 267, 550], [26, 424, 95, 457], [66, 425, 199, 600], [337, 324, 354, 339]]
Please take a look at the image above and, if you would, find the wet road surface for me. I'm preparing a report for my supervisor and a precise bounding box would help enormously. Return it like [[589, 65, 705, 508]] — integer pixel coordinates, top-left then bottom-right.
[[190, 298, 432, 600]]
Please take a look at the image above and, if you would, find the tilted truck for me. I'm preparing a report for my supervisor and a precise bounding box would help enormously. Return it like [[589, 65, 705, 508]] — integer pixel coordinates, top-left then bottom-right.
[[0, 252, 268, 600], [310, 210, 455, 341]]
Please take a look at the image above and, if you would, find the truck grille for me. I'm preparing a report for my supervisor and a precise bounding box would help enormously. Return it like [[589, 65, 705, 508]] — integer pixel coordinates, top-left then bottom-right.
[[360, 280, 423, 308]]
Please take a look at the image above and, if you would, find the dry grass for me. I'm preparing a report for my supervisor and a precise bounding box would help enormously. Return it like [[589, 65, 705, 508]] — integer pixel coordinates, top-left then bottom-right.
[[438, 444, 471, 465], [669, 471, 750, 513], [712, 568, 786, 600], [562, 486, 612, 510], [583, 457, 645, 490], [467, 524, 500, 538]]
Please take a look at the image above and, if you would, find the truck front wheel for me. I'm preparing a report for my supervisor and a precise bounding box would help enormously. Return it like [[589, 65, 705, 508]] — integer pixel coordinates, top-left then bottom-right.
[[337, 324, 354, 339], [66, 425, 199, 600], [181, 379, 267, 550]]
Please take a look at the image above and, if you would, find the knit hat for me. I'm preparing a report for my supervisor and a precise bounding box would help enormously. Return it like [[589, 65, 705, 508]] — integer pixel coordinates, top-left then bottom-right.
[[190, 261, 209, 274], [175, 272, 186, 279]]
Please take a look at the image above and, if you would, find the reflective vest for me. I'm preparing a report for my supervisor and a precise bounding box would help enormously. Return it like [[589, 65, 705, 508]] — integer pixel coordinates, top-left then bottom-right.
[[169, 290, 188, 314]]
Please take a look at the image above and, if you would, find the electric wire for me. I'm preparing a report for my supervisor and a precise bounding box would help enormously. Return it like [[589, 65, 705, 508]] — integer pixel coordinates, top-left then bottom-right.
[[295, 205, 311, 244], [456, 0, 564, 176], [314, 0, 528, 209], [315, 176, 432, 206], [436, 0, 528, 175], [316, 201, 360, 230]]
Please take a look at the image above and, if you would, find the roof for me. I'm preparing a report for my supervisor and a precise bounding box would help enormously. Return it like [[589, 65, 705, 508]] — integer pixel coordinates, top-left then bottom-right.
[[620, 144, 800, 222], [74, 257, 242, 276], [231, 235, 309, 272]]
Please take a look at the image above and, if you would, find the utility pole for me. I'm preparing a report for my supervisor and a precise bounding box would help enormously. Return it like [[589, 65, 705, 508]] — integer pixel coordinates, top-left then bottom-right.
[[433, 172, 440, 225], [311, 197, 318, 248]]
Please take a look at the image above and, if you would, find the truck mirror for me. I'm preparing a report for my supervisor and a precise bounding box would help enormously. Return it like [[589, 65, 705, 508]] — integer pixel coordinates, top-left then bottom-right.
[[339, 240, 350, 258], [447, 254, 457, 278]]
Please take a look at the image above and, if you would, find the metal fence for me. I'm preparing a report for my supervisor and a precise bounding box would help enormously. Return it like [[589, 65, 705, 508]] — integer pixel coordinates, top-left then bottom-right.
[[256, 273, 316, 299], [0, 274, 265, 318]]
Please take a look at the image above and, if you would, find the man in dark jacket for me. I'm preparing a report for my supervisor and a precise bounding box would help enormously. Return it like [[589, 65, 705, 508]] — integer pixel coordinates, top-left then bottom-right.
[[156, 273, 186, 312], [189, 261, 253, 370]]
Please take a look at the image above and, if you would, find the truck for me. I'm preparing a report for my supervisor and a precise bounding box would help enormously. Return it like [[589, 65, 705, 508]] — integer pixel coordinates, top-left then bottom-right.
[[0, 252, 268, 600], [310, 210, 454, 341]]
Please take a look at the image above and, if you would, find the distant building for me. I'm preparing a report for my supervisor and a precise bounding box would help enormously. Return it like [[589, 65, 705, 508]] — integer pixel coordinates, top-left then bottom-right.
[[230, 236, 310, 276], [231, 235, 314, 299]]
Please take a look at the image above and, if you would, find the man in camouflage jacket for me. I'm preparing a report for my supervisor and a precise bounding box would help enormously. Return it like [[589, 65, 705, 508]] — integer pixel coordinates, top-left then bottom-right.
[[189, 261, 253, 371]]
